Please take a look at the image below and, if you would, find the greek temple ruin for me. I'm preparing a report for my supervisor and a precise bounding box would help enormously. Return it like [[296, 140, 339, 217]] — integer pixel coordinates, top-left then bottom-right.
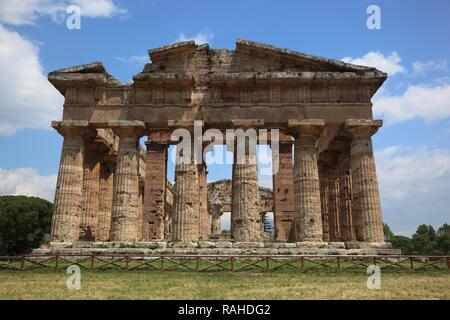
[[45, 39, 394, 254]]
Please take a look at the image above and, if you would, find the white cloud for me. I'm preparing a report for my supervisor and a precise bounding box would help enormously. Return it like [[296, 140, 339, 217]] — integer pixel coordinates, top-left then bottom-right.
[[71, 0, 127, 18], [176, 32, 213, 45], [412, 59, 448, 75], [342, 51, 406, 76], [0, 0, 127, 25], [0, 167, 57, 201], [0, 25, 63, 136], [373, 84, 450, 125], [115, 55, 148, 64], [375, 145, 450, 235]]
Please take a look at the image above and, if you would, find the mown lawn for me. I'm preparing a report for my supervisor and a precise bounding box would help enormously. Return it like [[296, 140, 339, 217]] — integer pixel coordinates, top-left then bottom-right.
[[0, 271, 449, 299]]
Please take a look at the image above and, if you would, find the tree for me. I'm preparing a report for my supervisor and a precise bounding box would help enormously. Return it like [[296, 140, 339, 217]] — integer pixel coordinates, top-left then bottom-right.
[[436, 223, 450, 255], [411, 224, 439, 255], [383, 223, 394, 242], [390, 235, 413, 255], [0, 195, 53, 255]]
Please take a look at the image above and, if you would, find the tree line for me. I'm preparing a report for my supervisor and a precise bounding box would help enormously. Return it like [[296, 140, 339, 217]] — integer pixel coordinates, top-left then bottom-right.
[[384, 223, 450, 255]]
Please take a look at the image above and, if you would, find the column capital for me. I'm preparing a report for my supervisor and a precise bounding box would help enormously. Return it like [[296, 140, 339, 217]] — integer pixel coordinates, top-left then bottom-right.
[[344, 119, 383, 139], [51, 120, 91, 137], [147, 130, 171, 145], [108, 120, 146, 137], [287, 119, 325, 138]]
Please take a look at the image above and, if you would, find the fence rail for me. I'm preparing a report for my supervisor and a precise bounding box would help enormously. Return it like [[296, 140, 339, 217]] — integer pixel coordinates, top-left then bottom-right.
[[0, 255, 449, 272]]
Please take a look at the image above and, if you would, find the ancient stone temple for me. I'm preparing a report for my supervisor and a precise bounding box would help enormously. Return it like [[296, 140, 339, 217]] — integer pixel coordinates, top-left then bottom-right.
[[46, 39, 392, 254]]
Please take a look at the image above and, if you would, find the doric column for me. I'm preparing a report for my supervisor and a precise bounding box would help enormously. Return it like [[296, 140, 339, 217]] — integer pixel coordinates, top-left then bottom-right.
[[143, 136, 168, 241], [345, 119, 384, 243], [172, 142, 200, 242], [289, 119, 325, 242], [79, 142, 101, 241], [96, 159, 115, 241], [211, 207, 222, 235], [109, 121, 145, 242], [198, 162, 210, 240], [318, 161, 330, 242], [337, 139, 356, 241], [50, 120, 89, 242], [231, 123, 261, 242], [321, 150, 341, 241], [272, 135, 295, 241]]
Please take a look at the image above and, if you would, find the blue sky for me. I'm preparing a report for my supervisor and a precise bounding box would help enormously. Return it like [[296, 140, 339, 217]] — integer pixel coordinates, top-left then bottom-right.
[[0, 0, 449, 235]]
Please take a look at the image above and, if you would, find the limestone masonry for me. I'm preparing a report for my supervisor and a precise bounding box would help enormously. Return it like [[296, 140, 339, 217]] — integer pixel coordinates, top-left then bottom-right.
[[44, 39, 394, 254]]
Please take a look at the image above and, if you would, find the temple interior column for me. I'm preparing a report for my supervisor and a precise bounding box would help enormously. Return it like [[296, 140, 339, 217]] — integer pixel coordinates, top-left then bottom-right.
[[172, 139, 200, 242], [79, 141, 101, 241], [211, 207, 222, 235], [321, 150, 341, 242], [289, 120, 325, 242], [345, 120, 384, 243], [337, 139, 356, 242], [318, 160, 330, 242], [231, 129, 261, 242], [50, 120, 88, 242], [198, 162, 210, 240], [96, 159, 115, 241], [143, 138, 168, 241], [109, 121, 145, 242], [272, 136, 295, 241]]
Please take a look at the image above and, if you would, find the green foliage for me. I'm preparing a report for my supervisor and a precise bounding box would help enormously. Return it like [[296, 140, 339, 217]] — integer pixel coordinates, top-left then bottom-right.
[[436, 223, 450, 255], [385, 222, 450, 256], [383, 223, 394, 241], [390, 235, 413, 255], [0, 195, 53, 255]]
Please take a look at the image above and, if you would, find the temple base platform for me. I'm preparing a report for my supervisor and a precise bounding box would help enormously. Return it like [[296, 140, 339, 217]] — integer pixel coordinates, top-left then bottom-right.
[[33, 241, 401, 255]]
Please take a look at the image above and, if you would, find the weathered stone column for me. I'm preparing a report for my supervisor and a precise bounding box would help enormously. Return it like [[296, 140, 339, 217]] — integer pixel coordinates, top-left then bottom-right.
[[96, 159, 115, 241], [143, 136, 168, 241], [345, 119, 384, 243], [109, 121, 145, 242], [289, 119, 325, 242], [321, 150, 341, 242], [337, 139, 356, 241], [272, 135, 295, 241], [318, 161, 330, 242], [50, 120, 88, 243], [172, 142, 200, 242], [198, 162, 210, 240], [79, 142, 101, 241], [211, 207, 222, 235], [231, 123, 261, 242]]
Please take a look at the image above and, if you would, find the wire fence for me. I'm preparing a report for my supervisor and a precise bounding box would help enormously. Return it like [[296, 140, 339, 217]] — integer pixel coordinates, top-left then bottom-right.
[[0, 254, 449, 273]]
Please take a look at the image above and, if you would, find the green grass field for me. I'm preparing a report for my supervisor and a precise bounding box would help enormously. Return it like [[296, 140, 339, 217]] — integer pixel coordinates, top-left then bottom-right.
[[0, 271, 449, 299]]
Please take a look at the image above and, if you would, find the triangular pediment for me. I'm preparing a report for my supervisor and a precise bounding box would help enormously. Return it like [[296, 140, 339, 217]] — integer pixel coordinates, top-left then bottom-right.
[[233, 39, 382, 74]]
